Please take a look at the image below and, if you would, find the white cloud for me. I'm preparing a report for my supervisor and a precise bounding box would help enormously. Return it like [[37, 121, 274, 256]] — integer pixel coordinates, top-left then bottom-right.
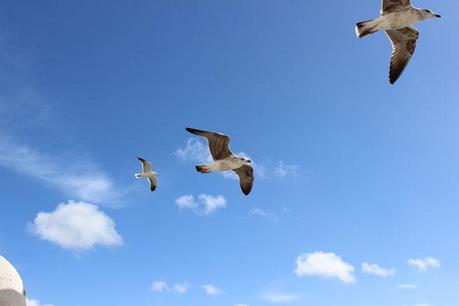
[[175, 194, 227, 216], [273, 161, 299, 178], [0, 137, 121, 205], [250, 207, 279, 223], [397, 283, 417, 290], [199, 195, 227, 214], [32, 201, 123, 250], [259, 293, 298, 304], [173, 282, 190, 294], [408, 257, 440, 272], [26, 298, 53, 306], [202, 284, 223, 296], [175, 195, 198, 210], [294, 251, 356, 284], [151, 281, 169, 293], [175, 138, 211, 163], [361, 262, 395, 278]]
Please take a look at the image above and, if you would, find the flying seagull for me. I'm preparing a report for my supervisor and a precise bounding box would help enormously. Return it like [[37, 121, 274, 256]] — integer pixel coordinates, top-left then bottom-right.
[[355, 0, 440, 84], [185, 127, 254, 195], [135, 157, 158, 191]]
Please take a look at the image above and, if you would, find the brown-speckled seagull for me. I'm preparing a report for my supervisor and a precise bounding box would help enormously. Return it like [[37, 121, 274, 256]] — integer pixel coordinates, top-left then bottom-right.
[[355, 0, 440, 84], [185, 127, 254, 196]]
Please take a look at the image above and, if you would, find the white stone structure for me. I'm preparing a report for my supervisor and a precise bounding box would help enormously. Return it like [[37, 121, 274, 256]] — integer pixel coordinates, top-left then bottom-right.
[[0, 256, 26, 306]]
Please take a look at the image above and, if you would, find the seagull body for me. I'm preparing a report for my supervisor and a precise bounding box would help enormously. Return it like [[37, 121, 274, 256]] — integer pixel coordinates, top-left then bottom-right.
[[196, 156, 248, 173], [185, 127, 254, 196], [135, 157, 158, 191], [355, 0, 440, 84]]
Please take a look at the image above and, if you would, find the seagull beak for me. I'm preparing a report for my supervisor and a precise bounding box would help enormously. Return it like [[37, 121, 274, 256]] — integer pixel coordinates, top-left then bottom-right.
[[247, 160, 252, 163], [434, 14, 441, 18]]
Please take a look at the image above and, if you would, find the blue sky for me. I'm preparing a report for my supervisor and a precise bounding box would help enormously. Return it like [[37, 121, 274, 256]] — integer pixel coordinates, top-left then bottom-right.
[[0, 1, 458, 306]]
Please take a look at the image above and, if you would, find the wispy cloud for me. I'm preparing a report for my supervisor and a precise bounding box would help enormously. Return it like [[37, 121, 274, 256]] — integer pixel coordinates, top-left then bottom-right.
[[175, 138, 298, 179], [173, 282, 190, 294], [175, 138, 242, 180], [273, 161, 299, 178], [26, 298, 54, 306], [151, 281, 169, 293], [259, 293, 298, 304], [408, 257, 440, 272], [249, 207, 279, 223], [31, 201, 123, 251], [294, 251, 356, 284], [0, 136, 123, 205], [175, 194, 227, 216], [175, 138, 212, 163], [0, 49, 124, 207], [361, 262, 395, 278], [202, 284, 223, 296], [151, 281, 190, 294], [255, 159, 299, 179], [397, 283, 417, 290]]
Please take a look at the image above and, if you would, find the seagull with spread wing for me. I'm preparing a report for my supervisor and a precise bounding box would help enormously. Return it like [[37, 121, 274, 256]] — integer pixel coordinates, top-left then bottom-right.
[[185, 127, 254, 196], [135, 157, 158, 191], [355, 0, 440, 84]]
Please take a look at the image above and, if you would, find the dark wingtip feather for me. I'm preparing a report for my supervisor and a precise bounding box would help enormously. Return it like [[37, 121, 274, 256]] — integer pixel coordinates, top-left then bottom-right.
[[240, 184, 252, 196], [389, 73, 400, 84], [186, 127, 208, 135]]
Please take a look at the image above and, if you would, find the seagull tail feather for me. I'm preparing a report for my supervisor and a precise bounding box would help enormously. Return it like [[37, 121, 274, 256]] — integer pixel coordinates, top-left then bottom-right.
[[196, 165, 211, 173], [355, 19, 379, 38]]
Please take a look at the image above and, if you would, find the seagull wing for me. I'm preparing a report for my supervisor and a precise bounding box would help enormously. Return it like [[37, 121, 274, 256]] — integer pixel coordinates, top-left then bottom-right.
[[186, 127, 233, 160], [385, 26, 419, 84], [148, 176, 157, 191], [381, 0, 411, 14], [233, 165, 254, 196], [138, 157, 153, 172]]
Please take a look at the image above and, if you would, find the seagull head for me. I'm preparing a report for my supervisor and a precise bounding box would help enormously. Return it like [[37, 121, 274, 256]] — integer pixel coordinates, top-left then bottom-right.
[[421, 9, 441, 19]]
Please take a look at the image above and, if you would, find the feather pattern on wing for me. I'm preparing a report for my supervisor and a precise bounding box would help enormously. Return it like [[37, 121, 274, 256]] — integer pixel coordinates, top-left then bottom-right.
[[381, 0, 411, 14], [385, 26, 419, 84], [186, 127, 233, 160]]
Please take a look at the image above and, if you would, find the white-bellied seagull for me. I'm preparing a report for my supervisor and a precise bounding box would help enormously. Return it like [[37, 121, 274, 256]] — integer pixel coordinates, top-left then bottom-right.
[[135, 157, 158, 191], [355, 0, 440, 84], [185, 127, 254, 196]]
